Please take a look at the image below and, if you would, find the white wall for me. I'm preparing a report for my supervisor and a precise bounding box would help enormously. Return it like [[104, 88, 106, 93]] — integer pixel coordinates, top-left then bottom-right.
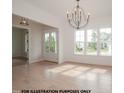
[[13, 15, 43, 63], [12, 27, 28, 57], [12, 27, 24, 57]]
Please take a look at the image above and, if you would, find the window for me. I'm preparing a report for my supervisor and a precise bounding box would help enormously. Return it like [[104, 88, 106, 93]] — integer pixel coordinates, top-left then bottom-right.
[[75, 30, 84, 54], [74, 27, 112, 56], [86, 29, 97, 55], [99, 28, 112, 56], [50, 32, 57, 53], [45, 33, 50, 52], [44, 32, 57, 53]]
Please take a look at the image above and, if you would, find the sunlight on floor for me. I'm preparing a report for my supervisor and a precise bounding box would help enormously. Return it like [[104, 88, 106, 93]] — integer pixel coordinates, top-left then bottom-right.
[[86, 73, 97, 81], [47, 64, 92, 77], [47, 64, 108, 79], [61, 70, 82, 77], [47, 64, 76, 73], [73, 66, 91, 71], [78, 68, 107, 80], [91, 68, 107, 74], [78, 75, 86, 80], [78, 72, 97, 81]]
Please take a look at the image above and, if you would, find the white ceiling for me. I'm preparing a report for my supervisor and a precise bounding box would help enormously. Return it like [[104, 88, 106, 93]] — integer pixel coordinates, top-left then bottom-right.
[[25, 0, 112, 19]]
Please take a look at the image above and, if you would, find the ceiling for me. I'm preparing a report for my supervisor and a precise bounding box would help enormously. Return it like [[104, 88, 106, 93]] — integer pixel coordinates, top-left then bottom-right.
[[25, 0, 112, 19]]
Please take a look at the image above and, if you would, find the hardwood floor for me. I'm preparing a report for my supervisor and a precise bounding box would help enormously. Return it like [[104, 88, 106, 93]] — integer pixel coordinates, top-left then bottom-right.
[[12, 57, 28, 66], [12, 61, 112, 93]]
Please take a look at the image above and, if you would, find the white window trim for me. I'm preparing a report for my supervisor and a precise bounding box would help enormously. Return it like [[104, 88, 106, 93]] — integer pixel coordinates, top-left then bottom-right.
[[44, 31, 57, 54], [74, 27, 112, 56], [74, 30, 85, 55]]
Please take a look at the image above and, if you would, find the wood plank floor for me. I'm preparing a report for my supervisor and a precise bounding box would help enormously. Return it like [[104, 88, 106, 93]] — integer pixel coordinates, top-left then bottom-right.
[[12, 61, 112, 93]]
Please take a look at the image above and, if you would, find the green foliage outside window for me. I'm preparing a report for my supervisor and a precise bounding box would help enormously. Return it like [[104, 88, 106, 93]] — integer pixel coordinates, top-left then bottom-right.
[[50, 35, 56, 52], [87, 31, 97, 53], [76, 45, 83, 53], [45, 32, 57, 53], [75, 42, 84, 53], [87, 42, 97, 52], [45, 40, 49, 52], [100, 31, 111, 53]]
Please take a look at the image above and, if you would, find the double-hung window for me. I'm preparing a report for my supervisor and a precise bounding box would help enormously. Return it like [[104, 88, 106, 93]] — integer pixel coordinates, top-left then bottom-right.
[[75, 30, 85, 54], [99, 28, 112, 56], [50, 32, 57, 53], [86, 29, 98, 55], [74, 28, 112, 56], [44, 32, 57, 53], [45, 33, 50, 53]]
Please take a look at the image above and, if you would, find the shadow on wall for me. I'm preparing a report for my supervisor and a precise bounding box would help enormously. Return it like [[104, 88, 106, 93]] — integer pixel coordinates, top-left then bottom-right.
[[12, 27, 28, 59]]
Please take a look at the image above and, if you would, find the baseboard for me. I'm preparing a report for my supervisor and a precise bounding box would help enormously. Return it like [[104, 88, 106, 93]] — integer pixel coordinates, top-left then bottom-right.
[[64, 61, 112, 67], [42, 60, 58, 64], [12, 56, 28, 60], [42, 58, 58, 63], [29, 58, 44, 64]]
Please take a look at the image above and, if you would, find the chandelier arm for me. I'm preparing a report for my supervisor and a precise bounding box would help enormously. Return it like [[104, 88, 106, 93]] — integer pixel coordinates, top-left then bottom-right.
[[79, 13, 81, 25], [80, 8, 87, 21], [68, 20, 78, 29], [79, 22, 88, 28], [67, 14, 79, 29], [68, 13, 76, 26], [73, 6, 80, 27], [75, 12, 79, 26], [77, 11, 81, 27], [74, 7, 86, 27], [78, 12, 81, 27], [72, 11, 78, 27], [79, 14, 90, 28]]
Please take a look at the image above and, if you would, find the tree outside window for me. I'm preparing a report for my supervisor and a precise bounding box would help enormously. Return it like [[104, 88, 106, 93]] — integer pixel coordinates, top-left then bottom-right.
[[86, 29, 97, 55], [44, 32, 57, 53], [74, 27, 112, 56], [75, 31, 84, 54], [100, 28, 112, 55], [45, 33, 49, 52], [50, 32, 57, 53]]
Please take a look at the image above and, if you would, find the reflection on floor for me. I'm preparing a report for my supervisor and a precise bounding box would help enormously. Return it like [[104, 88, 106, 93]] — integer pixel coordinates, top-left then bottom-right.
[[12, 61, 112, 93], [12, 57, 28, 66]]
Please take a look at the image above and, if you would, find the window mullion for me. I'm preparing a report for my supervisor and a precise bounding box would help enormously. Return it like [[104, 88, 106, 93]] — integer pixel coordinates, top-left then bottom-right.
[[49, 32, 51, 53], [84, 30, 87, 55], [97, 29, 100, 56]]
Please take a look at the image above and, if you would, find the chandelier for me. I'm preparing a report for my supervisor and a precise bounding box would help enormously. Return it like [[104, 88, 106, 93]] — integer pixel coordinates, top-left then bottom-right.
[[20, 17, 29, 26], [67, 0, 90, 29]]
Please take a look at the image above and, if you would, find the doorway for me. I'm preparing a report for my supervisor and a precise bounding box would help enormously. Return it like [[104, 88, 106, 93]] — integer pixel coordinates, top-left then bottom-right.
[[43, 30, 58, 63], [12, 27, 29, 66]]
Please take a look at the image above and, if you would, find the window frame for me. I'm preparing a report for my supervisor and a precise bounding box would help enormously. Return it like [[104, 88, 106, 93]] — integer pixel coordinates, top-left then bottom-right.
[[74, 30, 85, 55], [99, 28, 112, 56], [44, 31, 57, 54], [74, 27, 112, 56], [86, 29, 98, 56]]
